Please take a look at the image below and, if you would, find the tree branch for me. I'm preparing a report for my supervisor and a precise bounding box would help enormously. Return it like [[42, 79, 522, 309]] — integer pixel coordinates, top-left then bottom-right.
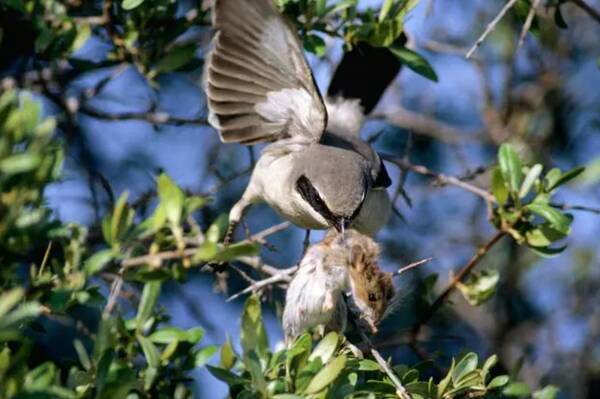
[[466, 0, 519, 59], [411, 231, 506, 341], [382, 155, 496, 203], [372, 107, 483, 143], [518, 0, 542, 49], [350, 310, 413, 399], [80, 104, 207, 125], [122, 222, 291, 268]]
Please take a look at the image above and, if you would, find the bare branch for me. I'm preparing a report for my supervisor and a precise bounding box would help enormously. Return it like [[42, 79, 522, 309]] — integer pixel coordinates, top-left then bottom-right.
[[226, 268, 296, 302], [394, 257, 433, 277], [372, 107, 482, 144], [382, 155, 496, 204], [518, 0, 542, 49], [466, 0, 519, 59], [411, 231, 506, 341], [122, 222, 291, 268], [80, 104, 207, 125], [350, 311, 413, 399]]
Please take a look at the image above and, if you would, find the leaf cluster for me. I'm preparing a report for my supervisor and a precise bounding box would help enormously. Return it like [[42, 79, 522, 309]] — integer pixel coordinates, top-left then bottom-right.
[[209, 295, 559, 399]]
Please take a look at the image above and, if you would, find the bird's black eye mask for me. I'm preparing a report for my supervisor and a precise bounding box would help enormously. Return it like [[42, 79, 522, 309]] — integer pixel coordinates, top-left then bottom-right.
[[373, 158, 391, 189], [295, 175, 366, 227], [296, 175, 336, 224]]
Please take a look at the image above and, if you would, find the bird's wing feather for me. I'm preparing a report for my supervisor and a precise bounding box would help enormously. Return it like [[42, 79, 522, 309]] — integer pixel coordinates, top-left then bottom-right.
[[206, 0, 327, 145]]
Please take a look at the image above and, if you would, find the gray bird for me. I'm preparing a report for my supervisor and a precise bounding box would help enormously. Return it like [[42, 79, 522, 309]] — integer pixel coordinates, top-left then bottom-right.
[[205, 0, 401, 239]]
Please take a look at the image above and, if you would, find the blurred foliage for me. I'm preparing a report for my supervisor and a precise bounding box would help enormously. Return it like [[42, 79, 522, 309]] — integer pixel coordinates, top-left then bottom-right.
[[0, 91, 260, 398], [208, 295, 560, 399], [0, 0, 595, 397]]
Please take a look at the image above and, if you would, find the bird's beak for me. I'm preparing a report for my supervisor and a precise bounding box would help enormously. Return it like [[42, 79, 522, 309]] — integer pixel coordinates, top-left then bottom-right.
[[333, 218, 352, 234]]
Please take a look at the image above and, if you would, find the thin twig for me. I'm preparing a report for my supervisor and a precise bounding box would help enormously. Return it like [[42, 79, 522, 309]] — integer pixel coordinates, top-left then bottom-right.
[[518, 0, 541, 49], [466, 0, 519, 59], [80, 105, 207, 125], [350, 311, 412, 399], [382, 155, 496, 204], [395, 257, 433, 277], [226, 268, 296, 302], [570, 0, 600, 24], [103, 274, 124, 316], [411, 231, 506, 341], [373, 108, 482, 143], [122, 222, 291, 268]]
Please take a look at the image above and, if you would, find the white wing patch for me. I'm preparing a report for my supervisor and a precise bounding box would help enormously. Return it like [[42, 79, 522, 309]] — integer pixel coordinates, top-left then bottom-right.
[[324, 96, 365, 137], [255, 88, 319, 139]]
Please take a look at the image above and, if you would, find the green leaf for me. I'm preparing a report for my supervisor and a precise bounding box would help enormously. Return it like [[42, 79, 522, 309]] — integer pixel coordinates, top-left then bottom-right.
[[304, 34, 326, 56], [0, 288, 24, 318], [136, 281, 161, 332], [110, 192, 132, 245], [303, 355, 346, 394], [244, 352, 267, 395], [519, 164, 543, 198], [185, 196, 209, 215], [0, 153, 41, 175], [220, 335, 236, 370], [526, 203, 571, 234], [0, 302, 42, 332], [488, 375, 510, 389], [498, 143, 523, 194], [528, 245, 567, 258], [148, 327, 189, 344], [390, 46, 438, 82], [547, 166, 585, 191], [157, 174, 185, 225], [437, 358, 454, 396], [154, 45, 197, 74], [544, 168, 561, 191], [214, 242, 261, 263], [206, 365, 246, 386], [84, 249, 114, 276], [357, 359, 380, 371], [73, 339, 92, 371], [206, 214, 229, 243], [194, 241, 219, 262], [533, 385, 560, 399], [481, 354, 498, 381], [457, 269, 499, 306], [137, 335, 160, 368], [452, 353, 478, 384], [503, 381, 531, 397], [525, 223, 568, 247], [71, 23, 91, 52], [240, 295, 268, 357], [379, 0, 394, 21], [491, 167, 509, 206], [195, 345, 218, 368], [122, 0, 144, 10], [186, 327, 205, 344], [309, 332, 339, 364]]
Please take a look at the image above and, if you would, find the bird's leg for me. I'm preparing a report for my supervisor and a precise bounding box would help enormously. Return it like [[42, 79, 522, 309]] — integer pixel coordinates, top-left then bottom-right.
[[223, 195, 252, 246], [207, 196, 253, 273]]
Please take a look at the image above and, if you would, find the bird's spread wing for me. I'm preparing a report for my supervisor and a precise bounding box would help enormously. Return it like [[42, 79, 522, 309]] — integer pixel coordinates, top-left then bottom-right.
[[206, 0, 327, 145]]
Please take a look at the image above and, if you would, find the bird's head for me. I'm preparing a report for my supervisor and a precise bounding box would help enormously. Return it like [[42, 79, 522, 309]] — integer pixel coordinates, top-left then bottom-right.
[[295, 148, 369, 232]]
